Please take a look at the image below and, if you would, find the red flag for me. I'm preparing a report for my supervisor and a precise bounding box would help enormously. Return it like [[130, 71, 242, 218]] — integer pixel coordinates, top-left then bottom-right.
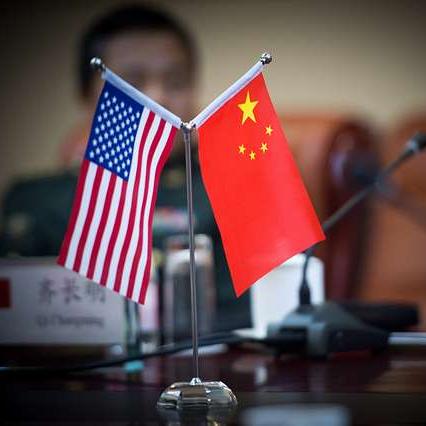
[[198, 73, 324, 296]]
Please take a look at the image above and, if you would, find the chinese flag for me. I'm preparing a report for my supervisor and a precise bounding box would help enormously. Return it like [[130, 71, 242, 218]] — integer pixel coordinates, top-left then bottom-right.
[[198, 73, 324, 296]]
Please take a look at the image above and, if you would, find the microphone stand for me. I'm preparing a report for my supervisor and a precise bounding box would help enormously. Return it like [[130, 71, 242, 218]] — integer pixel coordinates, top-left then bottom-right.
[[267, 133, 426, 357]]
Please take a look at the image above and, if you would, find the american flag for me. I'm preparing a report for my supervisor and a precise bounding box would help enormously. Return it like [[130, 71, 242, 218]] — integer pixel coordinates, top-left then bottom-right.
[[58, 80, 178, 304]]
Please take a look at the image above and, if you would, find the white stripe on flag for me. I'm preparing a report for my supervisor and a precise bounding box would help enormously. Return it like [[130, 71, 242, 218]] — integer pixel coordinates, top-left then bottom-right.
[[78, 170, 111, 276], [119, 120, 168, 296], [92, 177, 123, 283], [117, 114, 165, 297], [92, 107, 149, 284], [106, 112, 161, 291], [131, 121, 173, 301], [64, 163, 97, 270]]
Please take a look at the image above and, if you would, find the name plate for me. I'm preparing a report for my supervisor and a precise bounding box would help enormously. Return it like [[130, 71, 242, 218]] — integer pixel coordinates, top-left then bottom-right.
[[0, 258, 126, 345]]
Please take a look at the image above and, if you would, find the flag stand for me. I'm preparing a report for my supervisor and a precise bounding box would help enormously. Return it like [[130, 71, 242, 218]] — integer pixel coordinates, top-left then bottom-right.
[[89, 56, 237, 415], [156, 123, 238, 413]]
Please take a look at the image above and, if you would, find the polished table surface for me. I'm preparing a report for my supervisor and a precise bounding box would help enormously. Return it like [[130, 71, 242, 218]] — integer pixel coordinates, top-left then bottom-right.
[[2, 343, 426, 425]]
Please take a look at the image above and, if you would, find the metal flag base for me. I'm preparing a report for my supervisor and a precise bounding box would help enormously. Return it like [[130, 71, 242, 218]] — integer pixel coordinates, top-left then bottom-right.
[[157, 377, 237, 410]]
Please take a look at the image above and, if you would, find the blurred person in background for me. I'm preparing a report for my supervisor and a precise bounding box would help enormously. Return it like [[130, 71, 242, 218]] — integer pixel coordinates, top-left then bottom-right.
[[0, 3, 251, 330]]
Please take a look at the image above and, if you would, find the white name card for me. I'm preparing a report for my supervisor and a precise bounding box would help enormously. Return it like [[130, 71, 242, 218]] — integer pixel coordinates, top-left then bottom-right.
[[0, 258, 126, 345]]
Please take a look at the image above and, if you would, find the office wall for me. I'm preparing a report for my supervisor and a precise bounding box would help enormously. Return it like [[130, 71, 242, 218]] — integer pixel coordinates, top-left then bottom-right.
[[0, 0, 425, 196]]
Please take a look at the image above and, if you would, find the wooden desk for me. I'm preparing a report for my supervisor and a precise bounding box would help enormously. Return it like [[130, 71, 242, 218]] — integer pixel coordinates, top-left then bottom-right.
[[2, 345, 426, 425]]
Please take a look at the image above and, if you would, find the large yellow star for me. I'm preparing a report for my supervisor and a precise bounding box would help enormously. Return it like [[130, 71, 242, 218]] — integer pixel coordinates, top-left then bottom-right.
[[238, 91, 258, 125]]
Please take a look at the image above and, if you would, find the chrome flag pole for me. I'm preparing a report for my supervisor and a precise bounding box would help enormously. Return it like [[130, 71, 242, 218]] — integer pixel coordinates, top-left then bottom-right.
[[157, 122, 237, 414], [157, 120, 237, 416], [182, 121, 200, 381]]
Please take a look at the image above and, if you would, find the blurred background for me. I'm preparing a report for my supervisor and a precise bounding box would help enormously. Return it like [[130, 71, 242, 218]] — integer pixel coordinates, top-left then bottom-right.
[[0, 0, 425, 196], [0, 0, 425, 332]]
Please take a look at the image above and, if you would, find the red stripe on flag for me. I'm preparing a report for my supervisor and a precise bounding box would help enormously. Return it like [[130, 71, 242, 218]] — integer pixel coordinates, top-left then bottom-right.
[[100, 111, 155, 287], [114, 112, 161, 292], [114, 120, 164, 291], [73, 165, 104, 272], [100, 180, 128, 286], [86, 173, 117, 280], [136, 127, 177, 303], [114, 120, 165, 297], [57, 160, 90, 265], [122, 119, 166, 298]]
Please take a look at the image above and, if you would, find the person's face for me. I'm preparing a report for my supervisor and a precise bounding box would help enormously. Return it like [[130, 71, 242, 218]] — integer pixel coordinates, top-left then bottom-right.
[[86, 30, 198, 159]]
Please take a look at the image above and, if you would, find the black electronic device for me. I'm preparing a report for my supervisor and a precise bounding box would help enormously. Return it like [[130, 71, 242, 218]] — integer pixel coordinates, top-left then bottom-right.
[[267, 302, 389, 356], [339, 301, 419, 331]]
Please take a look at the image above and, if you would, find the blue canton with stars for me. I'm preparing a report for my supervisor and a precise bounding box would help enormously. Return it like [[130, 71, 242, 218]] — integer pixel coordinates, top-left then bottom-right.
[[85, 81, 144, 181]]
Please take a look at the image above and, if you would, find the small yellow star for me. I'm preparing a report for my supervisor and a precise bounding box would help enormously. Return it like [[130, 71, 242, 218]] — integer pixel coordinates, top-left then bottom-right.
[[238, 144, 246, 154], [238, 91, 258, 125], [260, 143, 268, 153], [265, 125, 273, 136], [249, 151, 256, 160]]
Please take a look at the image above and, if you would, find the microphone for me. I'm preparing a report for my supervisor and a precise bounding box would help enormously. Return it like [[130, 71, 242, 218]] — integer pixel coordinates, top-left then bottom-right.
[[377, 179, 426, 231], [266, 133, 426, 357], [405, 131, 426, 153]]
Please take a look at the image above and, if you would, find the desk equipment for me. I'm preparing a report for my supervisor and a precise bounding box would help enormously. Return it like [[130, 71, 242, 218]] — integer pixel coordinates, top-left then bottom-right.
[[267, 133, 426, 357]]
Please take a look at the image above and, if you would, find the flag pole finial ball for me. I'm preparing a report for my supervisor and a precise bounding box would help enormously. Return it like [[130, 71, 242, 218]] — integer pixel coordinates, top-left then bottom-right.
[[181, 121, 195, 132], [90, 57, 106, 72], [260, 53, 272, 65]]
